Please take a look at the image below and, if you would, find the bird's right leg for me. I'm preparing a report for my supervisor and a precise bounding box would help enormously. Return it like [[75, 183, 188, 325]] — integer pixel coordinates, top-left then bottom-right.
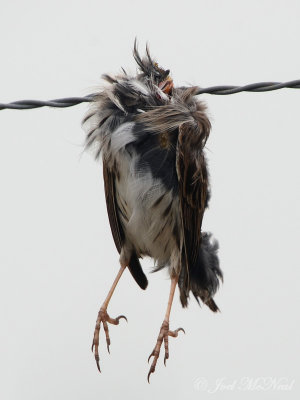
[[147, 275, 185, 382], [91, 263, 127, 372]]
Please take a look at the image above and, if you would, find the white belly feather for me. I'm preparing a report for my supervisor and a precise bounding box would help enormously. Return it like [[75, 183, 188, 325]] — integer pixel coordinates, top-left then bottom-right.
[[115, 151, 181, 269]]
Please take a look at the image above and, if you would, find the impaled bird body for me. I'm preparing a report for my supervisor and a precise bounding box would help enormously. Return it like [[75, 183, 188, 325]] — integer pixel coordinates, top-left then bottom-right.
[[83, 44, 223, 379]]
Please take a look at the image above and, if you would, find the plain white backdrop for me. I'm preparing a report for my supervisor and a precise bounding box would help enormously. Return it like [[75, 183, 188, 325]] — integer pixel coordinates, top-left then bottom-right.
[[0, 1, 299, 399]]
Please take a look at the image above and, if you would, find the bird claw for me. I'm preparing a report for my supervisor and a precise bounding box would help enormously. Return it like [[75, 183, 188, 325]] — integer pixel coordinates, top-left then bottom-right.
[[116, 315, 127, 323], [91, 308, 127, 372], [147, 320, 184, 382], [147, 367, 155, 383], [147, 350, 155, 363], [163, 353, 168, 366], [95, 355, 101, 373]]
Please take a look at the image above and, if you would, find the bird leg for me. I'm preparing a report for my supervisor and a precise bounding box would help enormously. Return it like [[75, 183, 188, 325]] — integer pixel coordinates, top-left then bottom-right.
[[91, 264, 127, 372], [147, 275, 185, 382]]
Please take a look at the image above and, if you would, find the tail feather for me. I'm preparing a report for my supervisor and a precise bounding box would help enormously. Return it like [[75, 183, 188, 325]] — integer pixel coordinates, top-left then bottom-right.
[[203, 298, 220, 313], [128, 252, 148, 290], [179, 232, 222, 310]]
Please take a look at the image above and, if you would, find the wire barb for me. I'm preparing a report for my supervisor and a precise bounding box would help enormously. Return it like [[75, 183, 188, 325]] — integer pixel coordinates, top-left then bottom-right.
[[0, 80, 299, 111]]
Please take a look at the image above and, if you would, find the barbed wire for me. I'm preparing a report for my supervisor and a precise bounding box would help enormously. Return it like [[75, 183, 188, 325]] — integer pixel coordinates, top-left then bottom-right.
[[195, 79, 300, 95], [0, 95, 95, 111], [0, 80, 299, 111]]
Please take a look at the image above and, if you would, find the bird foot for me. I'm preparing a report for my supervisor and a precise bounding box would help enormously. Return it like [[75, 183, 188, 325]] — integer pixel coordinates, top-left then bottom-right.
[[91, 307, 127, 372], [147, 320, 185, 382]]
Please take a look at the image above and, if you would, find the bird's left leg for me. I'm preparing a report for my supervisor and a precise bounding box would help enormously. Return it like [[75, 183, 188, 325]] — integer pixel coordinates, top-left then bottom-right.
[[91, 264, 127, 372], [147, 275, 185, 382]]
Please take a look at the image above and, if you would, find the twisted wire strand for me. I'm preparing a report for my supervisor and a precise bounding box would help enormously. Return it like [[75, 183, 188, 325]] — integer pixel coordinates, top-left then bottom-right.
[[195, 79, 300, 95], [1, 80, 299, 111], [0, 95, 95, 110]]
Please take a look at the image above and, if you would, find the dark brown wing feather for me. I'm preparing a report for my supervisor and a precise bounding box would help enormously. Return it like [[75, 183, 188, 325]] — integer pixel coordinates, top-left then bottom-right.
[[177, 123, 222, 310], [103, 162, 124, 253], [176, 122, 209, 275], [102, 161, 148, 289]]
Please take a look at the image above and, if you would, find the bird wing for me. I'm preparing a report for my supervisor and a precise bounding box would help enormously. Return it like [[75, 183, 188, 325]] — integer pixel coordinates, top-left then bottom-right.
[[102, 161, 124, 253], [102, 160, 148, 289], [176, 123, 209, 270]]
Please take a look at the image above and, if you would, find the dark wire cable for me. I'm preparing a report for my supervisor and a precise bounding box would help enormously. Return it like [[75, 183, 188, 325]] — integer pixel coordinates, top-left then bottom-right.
[[1, 80, 299, 111], [195, 80, 300, 95]]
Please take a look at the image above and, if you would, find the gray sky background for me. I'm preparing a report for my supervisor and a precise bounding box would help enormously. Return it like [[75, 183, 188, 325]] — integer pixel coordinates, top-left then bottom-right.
[[0, 1, 299, 399]]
